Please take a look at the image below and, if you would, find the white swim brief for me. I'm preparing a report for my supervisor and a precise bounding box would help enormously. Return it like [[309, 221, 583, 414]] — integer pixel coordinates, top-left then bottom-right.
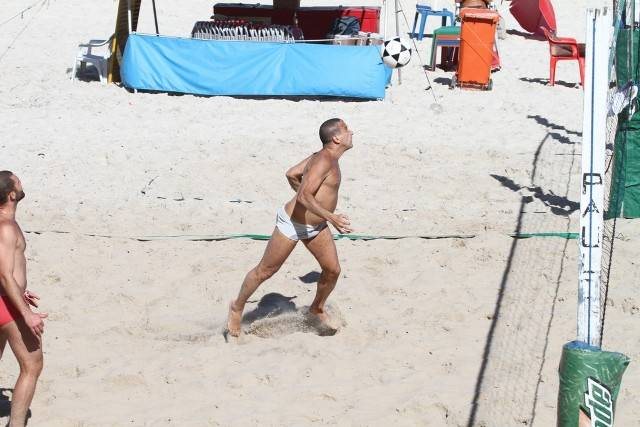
[[276, 206, 327, 241]]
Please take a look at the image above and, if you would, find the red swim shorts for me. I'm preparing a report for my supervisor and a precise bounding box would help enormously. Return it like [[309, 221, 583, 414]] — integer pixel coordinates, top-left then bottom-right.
[[0, 296, 19, 327]]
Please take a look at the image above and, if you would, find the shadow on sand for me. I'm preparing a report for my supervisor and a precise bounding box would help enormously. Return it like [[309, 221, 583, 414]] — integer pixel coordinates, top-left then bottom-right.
[[506, 29, 545, 41], [0, 388, 32, 424], [490, 174, 579, 217], [466, 115, 577, 425], [223, 292, 341, 342], [298, 271, 321, 284], [520, 77, 580, 89]]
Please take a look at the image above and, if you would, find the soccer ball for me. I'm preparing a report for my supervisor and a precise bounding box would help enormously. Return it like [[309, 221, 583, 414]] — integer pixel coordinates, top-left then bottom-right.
[[381, 37, 412, 68]]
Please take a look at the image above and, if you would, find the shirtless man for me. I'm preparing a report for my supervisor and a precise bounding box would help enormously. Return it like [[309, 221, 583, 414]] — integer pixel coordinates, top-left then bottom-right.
[[0, 171, 47, 427], [226, 119, 354, 336]]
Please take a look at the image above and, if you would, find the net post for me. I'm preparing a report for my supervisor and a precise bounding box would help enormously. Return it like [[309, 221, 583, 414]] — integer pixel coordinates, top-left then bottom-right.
[[558, 9, 631, 427], [394, 0, 402, 85], [578, 8, 609, 348]]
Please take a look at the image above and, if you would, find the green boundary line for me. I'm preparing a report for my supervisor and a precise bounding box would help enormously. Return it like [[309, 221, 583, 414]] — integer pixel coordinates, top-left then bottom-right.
[[25, 230, 583, 241], [510, 232, 579, 240], [135, 233, 477, 242]]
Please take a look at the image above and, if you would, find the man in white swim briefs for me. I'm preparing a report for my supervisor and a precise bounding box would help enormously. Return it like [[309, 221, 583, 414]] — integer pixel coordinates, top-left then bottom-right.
[[226, 118, 354, 336]]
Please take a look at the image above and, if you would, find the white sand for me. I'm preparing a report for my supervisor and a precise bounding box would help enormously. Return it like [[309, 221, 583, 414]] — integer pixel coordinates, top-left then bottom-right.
[[0, 0, 638, 425]]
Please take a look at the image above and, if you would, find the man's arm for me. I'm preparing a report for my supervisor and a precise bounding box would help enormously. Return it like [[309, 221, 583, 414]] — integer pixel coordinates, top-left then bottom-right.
[[295, 156, 333, 219], [285, 154, 314, 192], [0, 224, 45, 337]]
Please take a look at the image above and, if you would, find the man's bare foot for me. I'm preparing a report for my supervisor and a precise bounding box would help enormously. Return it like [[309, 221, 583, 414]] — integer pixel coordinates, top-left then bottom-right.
[[307, 307, 338, 336], [226, 300, 242, 337], [309, 307, 331, 324]]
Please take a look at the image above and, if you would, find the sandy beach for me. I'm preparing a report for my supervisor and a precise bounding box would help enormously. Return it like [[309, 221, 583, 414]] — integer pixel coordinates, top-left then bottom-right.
[[0, 0, 638, 425]]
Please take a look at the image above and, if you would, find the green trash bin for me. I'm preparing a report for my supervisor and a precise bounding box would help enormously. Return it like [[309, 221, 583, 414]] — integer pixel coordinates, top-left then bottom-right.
[[557, 341, 630, 426]]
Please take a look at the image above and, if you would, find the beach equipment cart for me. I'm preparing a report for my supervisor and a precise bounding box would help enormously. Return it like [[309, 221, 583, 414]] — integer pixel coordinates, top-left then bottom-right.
[[450, 8, 499, 90]]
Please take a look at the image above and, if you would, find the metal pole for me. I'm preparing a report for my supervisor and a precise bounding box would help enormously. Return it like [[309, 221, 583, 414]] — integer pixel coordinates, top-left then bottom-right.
[[152, 0, 160, 35], [383, 0, 387, 40], [126, 0, 132, 34], [578, 8, 608, 347], [395, 0, 402, 84]]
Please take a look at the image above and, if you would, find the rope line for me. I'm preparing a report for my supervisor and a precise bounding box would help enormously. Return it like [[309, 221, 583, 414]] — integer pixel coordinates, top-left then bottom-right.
[[0, 0, 48, 29], [0, 0, 47, 67], [396, 0, 439, 102], [23, 230, 584, 242], [511, 232, 579, 240]]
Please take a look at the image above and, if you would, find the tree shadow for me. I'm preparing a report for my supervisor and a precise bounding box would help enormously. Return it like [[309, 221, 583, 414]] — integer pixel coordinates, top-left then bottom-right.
[[527, 114, 582, 137], [490, 174, 579, 216], [548, 132, 577, 145]]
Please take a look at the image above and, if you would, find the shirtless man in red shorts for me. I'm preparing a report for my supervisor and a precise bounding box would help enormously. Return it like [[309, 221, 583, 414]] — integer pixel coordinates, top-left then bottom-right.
[[226, 119, 354, 337], [0, 171, 47, 427]]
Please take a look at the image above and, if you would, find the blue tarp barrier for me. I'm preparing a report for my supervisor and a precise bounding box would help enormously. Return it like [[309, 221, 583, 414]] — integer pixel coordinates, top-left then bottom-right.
[[121, 34, 389, 99]]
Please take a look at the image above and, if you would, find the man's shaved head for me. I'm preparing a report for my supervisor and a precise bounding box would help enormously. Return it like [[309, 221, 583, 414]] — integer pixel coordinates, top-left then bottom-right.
[[319, 118, 345, 145]]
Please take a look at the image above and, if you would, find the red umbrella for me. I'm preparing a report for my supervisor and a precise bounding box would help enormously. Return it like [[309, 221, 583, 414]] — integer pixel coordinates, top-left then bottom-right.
[[510, 0, 557, 35]]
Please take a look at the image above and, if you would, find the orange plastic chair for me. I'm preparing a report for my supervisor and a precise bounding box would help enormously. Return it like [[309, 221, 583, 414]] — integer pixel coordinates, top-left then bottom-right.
[[540, 27, 585, 86]]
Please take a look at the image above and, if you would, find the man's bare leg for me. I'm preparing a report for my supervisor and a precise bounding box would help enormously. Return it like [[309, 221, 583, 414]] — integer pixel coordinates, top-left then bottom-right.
[[1, 320, 42, 427], [302, 227, 340, 328], [227, 228, 298, 336]]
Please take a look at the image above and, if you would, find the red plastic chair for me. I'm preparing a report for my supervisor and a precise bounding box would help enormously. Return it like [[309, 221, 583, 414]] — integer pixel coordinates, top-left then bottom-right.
[[540, 27, 585, 86]]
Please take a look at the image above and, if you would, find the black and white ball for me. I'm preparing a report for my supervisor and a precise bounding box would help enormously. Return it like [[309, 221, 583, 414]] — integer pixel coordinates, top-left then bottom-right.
[[382, 37, 412, 68]]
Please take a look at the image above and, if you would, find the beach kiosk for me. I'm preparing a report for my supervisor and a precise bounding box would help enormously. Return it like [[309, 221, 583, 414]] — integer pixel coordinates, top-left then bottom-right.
[[110, 0, 391, 99]]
